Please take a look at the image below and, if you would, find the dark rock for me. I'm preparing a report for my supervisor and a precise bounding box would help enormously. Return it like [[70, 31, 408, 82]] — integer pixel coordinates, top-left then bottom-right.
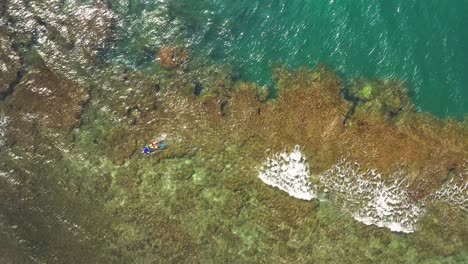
[[2, 56, 90, 155], [3, 0, 116, 77], [0, 28, 21, 98]]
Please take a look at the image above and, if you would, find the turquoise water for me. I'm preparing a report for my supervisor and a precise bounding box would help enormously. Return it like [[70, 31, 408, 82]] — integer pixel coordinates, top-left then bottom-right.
[[110, 0, 468, 118], [1, 0, 467, 262]]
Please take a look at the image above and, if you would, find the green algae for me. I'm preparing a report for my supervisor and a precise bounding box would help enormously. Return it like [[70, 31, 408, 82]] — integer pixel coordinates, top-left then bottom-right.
[[0, 2, 467, 262], [89, 62, 465, 262], [361, 85, 373, 100], [2, 59, 467, 262]]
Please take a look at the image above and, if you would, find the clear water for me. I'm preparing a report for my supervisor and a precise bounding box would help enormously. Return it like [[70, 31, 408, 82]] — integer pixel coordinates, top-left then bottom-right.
[[110, 0, 468, 118], [1, 0, 467, 262]]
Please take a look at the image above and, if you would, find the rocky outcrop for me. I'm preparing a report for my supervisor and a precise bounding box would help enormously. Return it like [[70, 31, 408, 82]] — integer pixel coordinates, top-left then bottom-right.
[[0, 28, 21, 99], [157, 46, 189, 69], [3, 0, 115, 78], [2, 56, 89, 154]]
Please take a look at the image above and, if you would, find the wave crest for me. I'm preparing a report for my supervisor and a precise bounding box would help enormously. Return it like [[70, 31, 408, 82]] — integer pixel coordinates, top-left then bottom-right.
[[258, 145, 315, 201]]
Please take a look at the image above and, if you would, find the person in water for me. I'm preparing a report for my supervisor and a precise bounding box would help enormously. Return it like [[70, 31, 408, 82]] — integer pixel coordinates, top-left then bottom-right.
[[142, 140, 166, 156]]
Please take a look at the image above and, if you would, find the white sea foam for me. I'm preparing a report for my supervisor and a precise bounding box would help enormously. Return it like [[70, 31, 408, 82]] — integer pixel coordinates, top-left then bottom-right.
[[258, 148, 425, 232], [429, 161, 468, 212], [258, 145, 315, 200], [0, 115, 9, 147], [319, 159, 423, 233], [258, 152, 468, 233]]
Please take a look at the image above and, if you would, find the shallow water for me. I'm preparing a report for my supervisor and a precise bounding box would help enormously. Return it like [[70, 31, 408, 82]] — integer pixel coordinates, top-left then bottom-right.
[[0, 0, 467, 263]]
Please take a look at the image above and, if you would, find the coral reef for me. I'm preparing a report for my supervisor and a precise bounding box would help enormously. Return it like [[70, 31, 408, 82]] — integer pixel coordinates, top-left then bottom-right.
[[2, 0, 116, 79], [157, 45, 189, 69], [0, 28, 21, 98], [360, 85, 373, 100], [2, 56, 466, 262], [428, 160, 468, 211], [0, 2, 466, 261], [4, 56, 89, 137], [318, 159, 423, 233], [348, 79, 415, 123], [0, 114, 8, 147]]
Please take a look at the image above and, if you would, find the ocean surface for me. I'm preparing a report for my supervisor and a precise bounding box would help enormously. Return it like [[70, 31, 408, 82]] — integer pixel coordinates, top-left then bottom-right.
[[1, 0, 467, 263], [110, 0, 468, 118]]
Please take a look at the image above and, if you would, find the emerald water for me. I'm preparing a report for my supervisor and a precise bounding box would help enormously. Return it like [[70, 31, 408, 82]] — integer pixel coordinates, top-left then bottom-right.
[[111, 0, 468, 118], [1, 0, 467, 263]]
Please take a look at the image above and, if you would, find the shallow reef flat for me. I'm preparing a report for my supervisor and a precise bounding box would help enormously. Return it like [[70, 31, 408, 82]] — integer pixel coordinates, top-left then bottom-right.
[[1, 55, 466, 262], [0, 0, 467, 263]]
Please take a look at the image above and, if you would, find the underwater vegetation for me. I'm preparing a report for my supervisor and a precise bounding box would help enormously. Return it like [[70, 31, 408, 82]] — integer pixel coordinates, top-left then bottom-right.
[[0, 0, 467, 263]]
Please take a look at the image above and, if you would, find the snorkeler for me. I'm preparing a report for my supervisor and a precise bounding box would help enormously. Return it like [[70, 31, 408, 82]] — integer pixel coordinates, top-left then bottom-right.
[[142, 139, 166, 156]]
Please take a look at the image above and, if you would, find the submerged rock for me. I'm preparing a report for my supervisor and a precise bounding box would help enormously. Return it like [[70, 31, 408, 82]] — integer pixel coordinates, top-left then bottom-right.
[[64, 3, 116, 56], [0, 28, 21, 98], [349, 79, 415, 123], [3, 0, 116, 79], [0, 15, 466, 260], [2, 56, 89, 155], [157, 45, 189, 69]]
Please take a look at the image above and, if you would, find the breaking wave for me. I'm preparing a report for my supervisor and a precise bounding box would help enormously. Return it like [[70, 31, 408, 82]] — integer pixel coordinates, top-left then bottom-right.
[[258, 145, 315, 201], [428, 161, 468, 212], [258, 146, 466, 233], [318, 159, 423, 233], [0, 114, 8, 147]]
